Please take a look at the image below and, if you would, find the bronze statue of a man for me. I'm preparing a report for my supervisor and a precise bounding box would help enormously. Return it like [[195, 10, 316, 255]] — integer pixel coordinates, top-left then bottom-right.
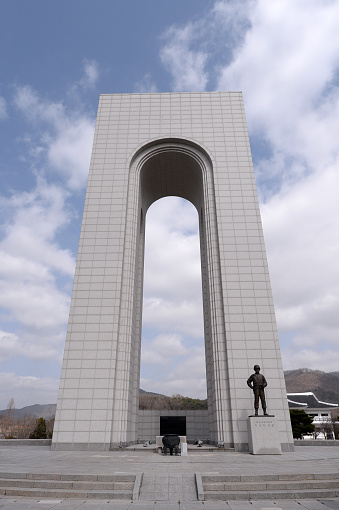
[[247, 365, 268, 416]]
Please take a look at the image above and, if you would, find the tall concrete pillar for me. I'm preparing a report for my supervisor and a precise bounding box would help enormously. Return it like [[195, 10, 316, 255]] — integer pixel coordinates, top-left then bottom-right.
[[52, 92, 294, 452]]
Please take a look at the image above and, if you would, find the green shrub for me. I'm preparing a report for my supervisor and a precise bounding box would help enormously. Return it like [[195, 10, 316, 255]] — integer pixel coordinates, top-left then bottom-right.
[[29, 417, 47, 439], [289, 410, 315, 438]]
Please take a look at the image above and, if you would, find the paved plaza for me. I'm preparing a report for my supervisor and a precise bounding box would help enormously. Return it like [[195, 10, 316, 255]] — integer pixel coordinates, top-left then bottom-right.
[[0, 445, 339, 509]]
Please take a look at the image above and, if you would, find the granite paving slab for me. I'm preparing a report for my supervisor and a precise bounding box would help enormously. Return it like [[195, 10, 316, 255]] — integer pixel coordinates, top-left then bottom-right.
[[0, 445, 338, 508]]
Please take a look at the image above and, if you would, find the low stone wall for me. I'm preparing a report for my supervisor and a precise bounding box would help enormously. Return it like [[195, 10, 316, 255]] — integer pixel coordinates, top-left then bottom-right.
[[137, 410, 210, 443], [0, 439, 52, 446], [294, 439, 339, 446]]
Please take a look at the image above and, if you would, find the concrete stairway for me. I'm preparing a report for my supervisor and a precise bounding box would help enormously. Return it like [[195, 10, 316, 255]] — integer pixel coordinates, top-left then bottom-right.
[[139, 472, 198, 502], [0, 472, 142, 500], [196, 472, 339, 501]]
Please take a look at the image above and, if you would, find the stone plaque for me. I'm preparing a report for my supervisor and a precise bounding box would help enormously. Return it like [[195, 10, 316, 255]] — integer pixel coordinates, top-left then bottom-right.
[[247, 416, 281, 455]]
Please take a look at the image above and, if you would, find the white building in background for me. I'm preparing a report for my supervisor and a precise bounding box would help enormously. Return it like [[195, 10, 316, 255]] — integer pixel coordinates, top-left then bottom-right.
[[287, 392, 338, 422]]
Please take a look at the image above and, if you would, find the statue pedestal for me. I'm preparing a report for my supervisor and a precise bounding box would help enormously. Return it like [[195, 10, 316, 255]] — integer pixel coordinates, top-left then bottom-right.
[[247, 416, 281, 455]]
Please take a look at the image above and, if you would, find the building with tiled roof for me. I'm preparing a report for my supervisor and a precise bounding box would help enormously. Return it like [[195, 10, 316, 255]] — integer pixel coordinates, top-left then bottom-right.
[[287, 392, 338, 422]]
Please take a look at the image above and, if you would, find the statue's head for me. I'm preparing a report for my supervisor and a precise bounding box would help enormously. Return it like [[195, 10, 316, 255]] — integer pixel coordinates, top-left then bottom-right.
[[254, 364, 260, 372]]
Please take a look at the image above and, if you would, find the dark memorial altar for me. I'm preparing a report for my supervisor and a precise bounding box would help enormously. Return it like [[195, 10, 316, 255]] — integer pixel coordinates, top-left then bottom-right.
[[162, 434, 180, 456]]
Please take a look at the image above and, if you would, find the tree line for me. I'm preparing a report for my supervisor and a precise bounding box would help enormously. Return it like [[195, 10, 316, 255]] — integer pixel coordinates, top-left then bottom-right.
[[0, 398, 54, 439], [2, 397, 339, 440], [139, 393, 208, 410], [289, 409, 339, 439], [0, 393, 208, 439]]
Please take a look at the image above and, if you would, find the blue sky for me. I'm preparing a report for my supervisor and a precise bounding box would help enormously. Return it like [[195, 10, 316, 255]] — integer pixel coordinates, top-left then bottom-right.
[[1, 0, 339, 408]]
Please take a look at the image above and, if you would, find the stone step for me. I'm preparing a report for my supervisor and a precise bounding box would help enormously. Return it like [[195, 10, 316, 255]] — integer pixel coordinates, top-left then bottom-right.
[[1, 487, 133, 499], [196, 473, 339, 501], [203, 488, 339, 501], [202, 472, 339, 482], [0, 478, 134, 490], [204, 480, 339, 492], [0, 473, 140, 500], [0, 472, 135, 482]]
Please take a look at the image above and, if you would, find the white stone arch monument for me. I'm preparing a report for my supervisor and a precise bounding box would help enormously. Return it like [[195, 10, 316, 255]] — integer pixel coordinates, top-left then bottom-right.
[[52, 92, 294, 452]]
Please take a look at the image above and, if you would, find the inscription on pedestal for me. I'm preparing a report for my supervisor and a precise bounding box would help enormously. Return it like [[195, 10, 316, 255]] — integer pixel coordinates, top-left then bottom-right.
[[247, 416, 282, 455]]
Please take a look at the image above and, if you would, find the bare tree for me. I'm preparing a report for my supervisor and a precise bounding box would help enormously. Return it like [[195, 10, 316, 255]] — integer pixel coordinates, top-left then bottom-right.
[[313, 426, 322, 439], [139, 393, 207, 410], [16, 414, 36, 439], [0, 400, 55, 439], [320, 418, 334, 439], [46, 416, 55, 439], [333, 421, 339, 440], [139, 394, 170, 410], [330, 411, 339, 440], [0, 397, 16, 438]]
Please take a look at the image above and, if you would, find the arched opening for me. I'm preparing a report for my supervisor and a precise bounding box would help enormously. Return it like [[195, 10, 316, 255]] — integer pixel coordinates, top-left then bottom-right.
[[140, 196, 207, 400], [114, 138, 232, 445]]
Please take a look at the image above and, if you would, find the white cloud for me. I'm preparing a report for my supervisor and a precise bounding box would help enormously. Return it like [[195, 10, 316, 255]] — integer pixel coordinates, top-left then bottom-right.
[[0, 327, 62, 364], [217, 0, 339, 179], [0, 96, 7, 119], [0, 65, 96, 402], [2, 65, 98, 357], [0, 277, 70, 332], [14, 85, 94, 190], [0, 180, 74, 274], [143, 299, 204, 340], [140, 377, 207, 400], [160, 23, 209, 91], [169, 347, 206, 381], [47, 117, 94, 189], [159, 0, 253, 92], [216, 0, 339, 369], [142, 198, 204, 338], [262, 163, 339, 359], [0, 166, 75, 360], [81, 59, 100, 89], [144, 198, 202, 299], [0, 372, 59, 409], [158, 0, 339, 374], [282, 347, 339, 374], [140, 346, 207, 399], [141, 334, 188, 365], [0, 330, 24, 361], [14, 85, 64, 125], [1, 0, 338, 411], [140, 198, 206, 396], [67, 59, 100, 95], [140, 198, 206, 395], [134, 73, 158, 93]]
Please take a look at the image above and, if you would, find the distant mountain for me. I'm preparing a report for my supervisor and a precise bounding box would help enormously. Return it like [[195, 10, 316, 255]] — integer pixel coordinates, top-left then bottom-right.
[[284, 369, 339, 405], [139, 388, 163, 396], [0, 390, 162, 419], [1, 372, 338, 417], [0, 403, 56, 420]]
